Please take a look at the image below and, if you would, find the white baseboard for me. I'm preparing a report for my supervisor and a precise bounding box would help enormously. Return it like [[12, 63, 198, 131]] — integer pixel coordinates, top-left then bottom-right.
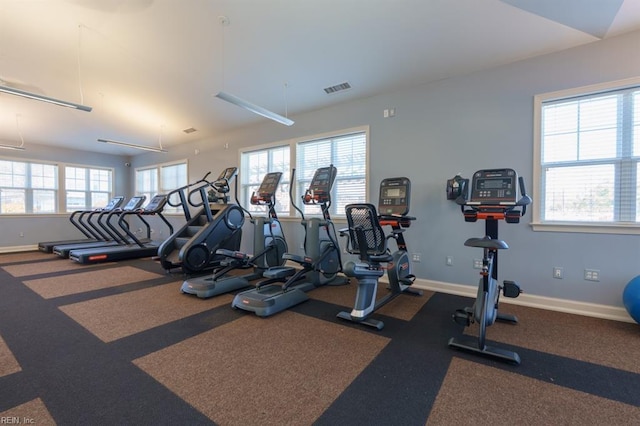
[[412, 278, 636, 324], [0, 245, 38, 254]]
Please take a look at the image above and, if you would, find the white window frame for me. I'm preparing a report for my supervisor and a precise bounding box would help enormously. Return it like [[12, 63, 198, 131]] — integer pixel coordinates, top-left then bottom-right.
[[238, 126, 369, 219], [533, 76, 640, 235], [64, 165, 114, 213], [135, 159, 188, 214], [0, 158, 59, 214]]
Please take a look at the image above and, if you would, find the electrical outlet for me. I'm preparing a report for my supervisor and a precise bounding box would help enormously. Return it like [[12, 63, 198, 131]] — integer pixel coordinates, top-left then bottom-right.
[[553, 267, 563, 279], [473, 259, 483, 269], [446, 256, 453, 266], [412, 253, 421, 262], [584, 269, 600, 281]]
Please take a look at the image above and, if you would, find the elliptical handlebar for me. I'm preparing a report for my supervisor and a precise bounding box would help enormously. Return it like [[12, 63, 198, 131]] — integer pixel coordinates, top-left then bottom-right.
[[289, 168, 306, 221], [166, 171, 212, 209]]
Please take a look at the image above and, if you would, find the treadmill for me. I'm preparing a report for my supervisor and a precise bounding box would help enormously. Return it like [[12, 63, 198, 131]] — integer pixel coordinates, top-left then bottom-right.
[[38, 196, 125, 253], [52, 196, 147, 258], [69, 194, 172, 264]]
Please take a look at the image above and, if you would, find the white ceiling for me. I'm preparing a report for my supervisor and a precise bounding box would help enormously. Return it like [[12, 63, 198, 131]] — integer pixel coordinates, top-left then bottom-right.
[[1, 0, 639, 155]]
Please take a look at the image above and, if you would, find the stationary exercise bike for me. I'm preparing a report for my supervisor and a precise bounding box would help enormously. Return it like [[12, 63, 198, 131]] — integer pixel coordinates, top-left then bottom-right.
[[337, 177, 422, 330], [447, 168, 531, 364], [180, 172, 288, 298], [231, 165, 348, 317]]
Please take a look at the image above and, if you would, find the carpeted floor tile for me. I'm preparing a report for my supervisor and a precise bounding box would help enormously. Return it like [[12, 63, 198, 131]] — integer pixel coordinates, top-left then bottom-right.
[[59, 282, 231, 342], [426, 357, 640, 425], [0, 334, 21, 377], [0, 251, 52, 264], [2, 259, 106, 277], [133, 311, 390, 425], [23, 266, 163, 299], [0, 398, 56, 426], [463, 303, 640, 373], [310, 280, 433, 321]]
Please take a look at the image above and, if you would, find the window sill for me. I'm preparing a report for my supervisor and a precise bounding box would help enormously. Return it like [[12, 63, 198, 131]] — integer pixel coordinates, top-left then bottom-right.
[[531, 221, 640, 235]]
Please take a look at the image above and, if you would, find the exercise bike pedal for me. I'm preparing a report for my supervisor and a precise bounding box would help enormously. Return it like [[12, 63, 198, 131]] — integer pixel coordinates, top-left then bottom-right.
[[453, 308, 472, 326], [502, 280, 522, 298]]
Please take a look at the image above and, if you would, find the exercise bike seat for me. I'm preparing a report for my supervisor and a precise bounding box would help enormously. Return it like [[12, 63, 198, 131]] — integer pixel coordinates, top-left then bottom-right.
[[464, 236, 508, 250]]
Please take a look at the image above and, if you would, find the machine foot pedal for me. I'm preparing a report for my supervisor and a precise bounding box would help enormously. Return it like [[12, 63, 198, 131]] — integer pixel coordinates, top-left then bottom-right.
[[502, 280, 522, 298], [337, 311, 384, 330], [453, 309, 472, 326]]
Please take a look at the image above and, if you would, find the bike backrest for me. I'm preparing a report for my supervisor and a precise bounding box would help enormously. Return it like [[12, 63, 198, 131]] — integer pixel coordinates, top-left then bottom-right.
[[345, 203, 387, 260]]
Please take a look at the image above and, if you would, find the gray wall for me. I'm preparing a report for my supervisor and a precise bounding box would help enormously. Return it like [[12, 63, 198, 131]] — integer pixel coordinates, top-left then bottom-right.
[[3, 29, 640, 310]]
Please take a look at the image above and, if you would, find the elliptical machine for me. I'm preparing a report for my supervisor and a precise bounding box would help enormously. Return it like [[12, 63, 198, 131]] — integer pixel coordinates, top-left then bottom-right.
[[337, 177, 422, 330], [231, 165, 348, 317], [447, 168, 531, 364], [180, 172, 288, 298]]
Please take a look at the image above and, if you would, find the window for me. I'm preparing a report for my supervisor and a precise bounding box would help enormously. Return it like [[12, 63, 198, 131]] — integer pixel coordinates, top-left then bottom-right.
[[0, 160, 58, 214], [296, 132, 367, 216], [534, 78, 640, 233], [135, 161, 187, 214], [65, 166, 112, 212], [239, 127, 368, 218], [241, 145, 290, 215]]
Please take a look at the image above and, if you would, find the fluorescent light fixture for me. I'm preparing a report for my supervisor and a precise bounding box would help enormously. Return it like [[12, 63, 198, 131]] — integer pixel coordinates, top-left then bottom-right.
[[215, 91, 294, 126], [97, 138, 167, 153], [0, 85, 92, 112], [0, 144, 25, 151]]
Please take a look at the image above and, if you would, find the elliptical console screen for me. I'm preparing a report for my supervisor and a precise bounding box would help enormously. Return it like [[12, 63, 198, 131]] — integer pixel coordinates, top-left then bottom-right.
[[379, 177, 410, 216], [307, 166, 336, 201], [252, 172, 282, 204], [470, 169, 517, 203]]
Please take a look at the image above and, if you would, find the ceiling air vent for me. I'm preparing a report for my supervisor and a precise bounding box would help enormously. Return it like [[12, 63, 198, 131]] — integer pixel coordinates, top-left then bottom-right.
[[183, 127, 197, 134], [324, 82, 351, 94]]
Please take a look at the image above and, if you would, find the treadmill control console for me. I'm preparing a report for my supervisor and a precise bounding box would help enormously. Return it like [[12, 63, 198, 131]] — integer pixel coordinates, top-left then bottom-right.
[[143, 194, 168, 212], [123, 196, 147, 211]]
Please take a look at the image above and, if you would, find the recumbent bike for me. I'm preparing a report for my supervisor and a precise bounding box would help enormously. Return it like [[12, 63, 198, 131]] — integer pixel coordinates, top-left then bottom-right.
[[338, 177, 422, 330], [447, 168, 531, 364]]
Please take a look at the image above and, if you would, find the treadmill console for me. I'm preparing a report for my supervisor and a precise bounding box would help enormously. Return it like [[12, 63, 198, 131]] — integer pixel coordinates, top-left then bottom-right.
[[103, 196, 125, 211], [304, 165, 337, 204], [143, 194, 168, 212], [469, 168, 517, 204], [251, 172, 282, 205], [123, 196, 147, 211], [378, 177, 410, 216]]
